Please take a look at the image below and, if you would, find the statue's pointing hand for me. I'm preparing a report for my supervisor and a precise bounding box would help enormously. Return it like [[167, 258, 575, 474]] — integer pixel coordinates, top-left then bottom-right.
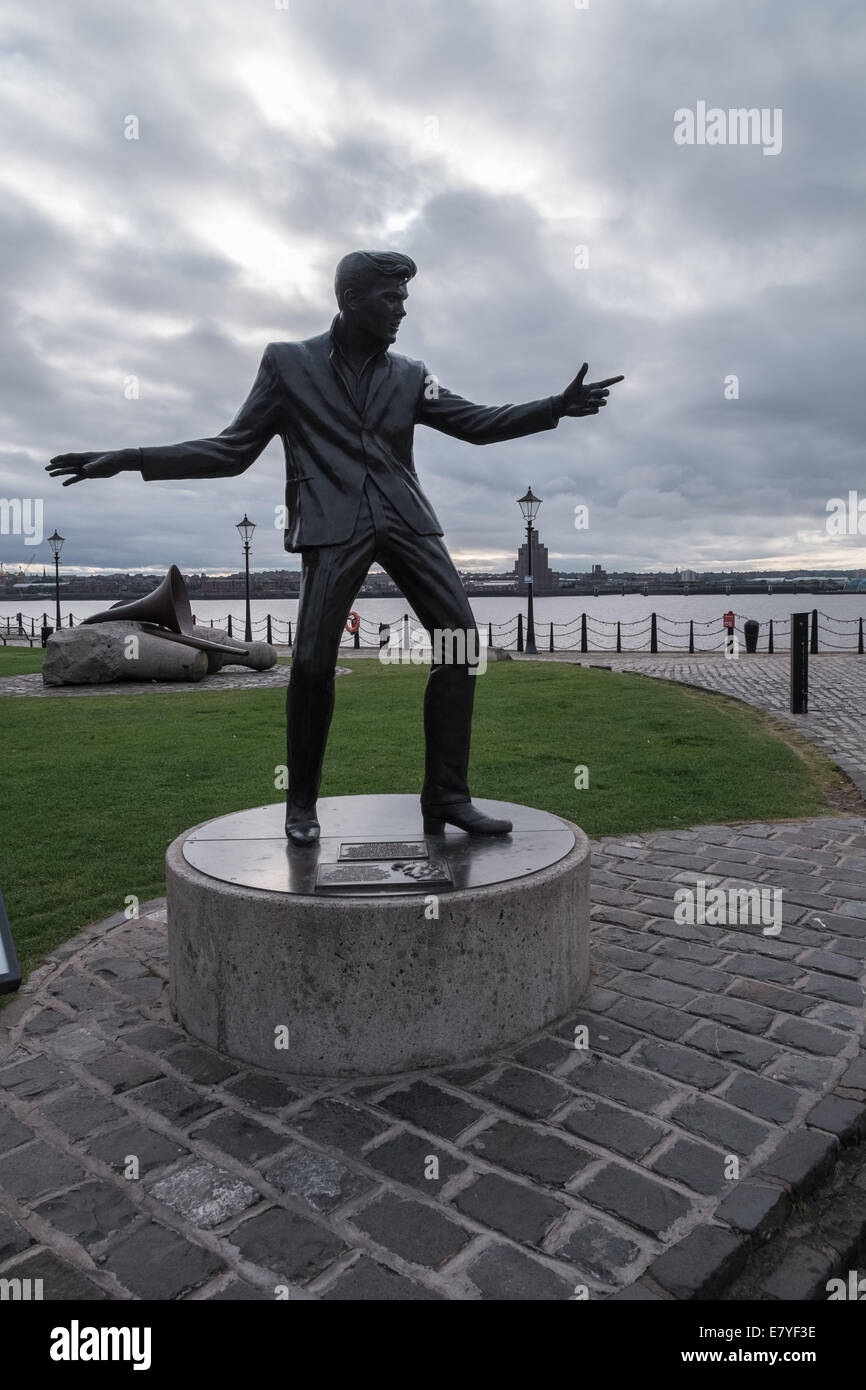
[[46, 452, 123, 486], [557, 363, 624, 417]]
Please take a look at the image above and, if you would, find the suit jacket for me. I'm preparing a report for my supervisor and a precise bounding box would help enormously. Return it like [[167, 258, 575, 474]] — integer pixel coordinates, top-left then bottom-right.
[[136, 317, 560, 551]]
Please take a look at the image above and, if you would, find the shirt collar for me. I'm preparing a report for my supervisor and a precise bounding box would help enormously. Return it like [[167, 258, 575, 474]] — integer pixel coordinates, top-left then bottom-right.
[[329, 313, 388, 374]]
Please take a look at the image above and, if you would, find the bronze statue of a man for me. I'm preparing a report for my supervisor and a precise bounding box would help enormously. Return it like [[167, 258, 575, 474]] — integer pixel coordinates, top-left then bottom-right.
[[48, 251, 623, 845]]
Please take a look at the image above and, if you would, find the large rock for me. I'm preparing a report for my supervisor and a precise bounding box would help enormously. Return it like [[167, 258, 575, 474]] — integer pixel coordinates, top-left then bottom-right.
[[191, 625, 277, 673], [43, 622, 208, 686]]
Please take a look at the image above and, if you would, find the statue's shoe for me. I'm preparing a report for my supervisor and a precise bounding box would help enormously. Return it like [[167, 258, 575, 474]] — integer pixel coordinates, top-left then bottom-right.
[[285, 805, 320, 846], [422, 802, 512, 836]]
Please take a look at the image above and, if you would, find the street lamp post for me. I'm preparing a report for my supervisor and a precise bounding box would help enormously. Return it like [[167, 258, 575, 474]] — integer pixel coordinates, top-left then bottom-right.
[[236, 514, 256, 642], [47, 529, 64, 630], [517, 487, 542, 656]]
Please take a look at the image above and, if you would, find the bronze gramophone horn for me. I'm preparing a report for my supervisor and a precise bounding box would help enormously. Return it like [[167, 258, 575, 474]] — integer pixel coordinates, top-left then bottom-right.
[[82, 565, 247, 655]]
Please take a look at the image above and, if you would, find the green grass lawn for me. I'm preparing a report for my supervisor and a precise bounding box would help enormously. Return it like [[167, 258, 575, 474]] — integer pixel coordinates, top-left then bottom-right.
[[0, 649, 848, 987]]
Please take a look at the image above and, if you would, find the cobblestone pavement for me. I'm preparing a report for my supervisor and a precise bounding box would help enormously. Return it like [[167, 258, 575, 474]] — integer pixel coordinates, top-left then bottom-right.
[[0, 665, 350, 699], [1, 812, 865, 1301]]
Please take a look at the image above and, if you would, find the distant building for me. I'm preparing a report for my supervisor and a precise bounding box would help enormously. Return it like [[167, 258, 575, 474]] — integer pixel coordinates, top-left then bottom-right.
[[514, 531, 557, 595], [681, 569, 697, 582]]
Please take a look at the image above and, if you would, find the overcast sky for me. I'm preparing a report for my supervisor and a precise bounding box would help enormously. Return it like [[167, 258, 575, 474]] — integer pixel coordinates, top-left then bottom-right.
[[1, 0, 864, 577]]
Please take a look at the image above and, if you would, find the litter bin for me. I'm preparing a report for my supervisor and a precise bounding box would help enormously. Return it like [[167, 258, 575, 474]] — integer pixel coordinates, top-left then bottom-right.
[[41, 625, 54, 647], [744, 619, 759, 654]]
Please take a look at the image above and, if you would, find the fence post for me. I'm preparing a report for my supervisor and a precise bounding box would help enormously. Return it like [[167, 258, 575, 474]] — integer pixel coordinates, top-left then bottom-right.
[[650, 612, 658, 653], [810, 608, 818, 654], [488, 621, 493, 650], [859, 617, 864, 655], [30, 617, 35, 635], [580, 613, 587, 653], [791, 612, 809, 713], [288, 620, 293, 647], [549, 621, 554, 653], [688, 619, 694, 654], [227, 615, 233, 637], [353, 625, 360, 649], [42, 612, 47, 627], [266, 613, 272, 644], [68, 614, 73, 627], [517, 613, 524, 652], [616, 621, 622, 654], [768, 619, 774, 654]]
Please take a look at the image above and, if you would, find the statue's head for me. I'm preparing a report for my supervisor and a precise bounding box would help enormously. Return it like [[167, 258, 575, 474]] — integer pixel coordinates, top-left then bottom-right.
[[334, 250, 417, 343]]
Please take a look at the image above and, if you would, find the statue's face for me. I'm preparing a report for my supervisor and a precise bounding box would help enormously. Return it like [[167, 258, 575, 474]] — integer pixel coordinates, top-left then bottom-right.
[[345, 278, 408, 343]]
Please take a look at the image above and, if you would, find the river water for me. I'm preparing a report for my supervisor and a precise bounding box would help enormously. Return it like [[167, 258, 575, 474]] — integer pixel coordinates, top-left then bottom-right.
[[3, 593, 865, 653]]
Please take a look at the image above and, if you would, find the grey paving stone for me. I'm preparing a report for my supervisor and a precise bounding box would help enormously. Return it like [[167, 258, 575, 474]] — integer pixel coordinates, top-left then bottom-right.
[[580, 1164, 693, 1236], [150, 1160, 261, 1228], [0, 1054, 74, 1098], [454, 1173, 567, 1245], [513, 1036, 574, 1072], [612, 974, 698, 1009], [761, 1246, 834, 1300], [685, 1021, 783, 1071], [557, 1217, 642, 1282], [229, 1206, 347, 1284], [651, 1138, 732, 1195], [799, 948, 862, 979], [48, 978, 112, 1011], [1, 1249, 110, 1300], [466, 1119, 592, 1187], [210, 1280, 273, 1301], [379, 1082, 483, 1140], [595, 942, 654, 971], [562, 1098, 666, 1160], [720, 1073, 801, 1125], [558, 1014, 643, 1057], [34, 1179, 139, 1248], [759, 1130, 838, 1193], [715, 1180, 790, 1240], [770, 1018, 848, 1056], [726, 978, 815, 1015], [568, 1055, 678, 1113], [646, 958, 731, 992], [649, 1225, 748, 1299], [103, 1220, 225, 1298], [722, 953, 804, 985], [85, 1121, 187, 1175], [0, 1210, 34, 1262], [465, 1244, 574, 1300], [128, 1077, 220, 1127], [0, 1108, 33, 1154], [672, 1097, 772, 1156], [0, 1141, 86, 1200], [805, 1095, 866, 1143], [633, 1039, 730, 1089], [816, 1191, 866, 1262], [684, 994, 776, 1035], [263, 1145, 372, 1212], [439, 1062, 497, 1087], [351, 1191, 471, 1269], [289, 1098, 392, 1155], [764, 1053, 840, 1089], [121, 1023, 186, 1053], [322, 1255, 443, 1300], [476, 1067, 572, 1120], [839, 1055, 866, 1089], [40, 1086, 123, 1140], [221, 1073, 303, 1110], [606, 997, 694, 1041], [190, 1111, 287, 1163], [802, 974, 863, 1006], [364, 1131, 467, 1195], [84, 1051, 164, 1093], [165, 1044, 238, 1085], [45, 1024, 109, 1062]]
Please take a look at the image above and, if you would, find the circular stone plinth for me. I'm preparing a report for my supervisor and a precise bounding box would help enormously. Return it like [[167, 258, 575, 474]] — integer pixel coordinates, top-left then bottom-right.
[[167, 796, 591, 1077]]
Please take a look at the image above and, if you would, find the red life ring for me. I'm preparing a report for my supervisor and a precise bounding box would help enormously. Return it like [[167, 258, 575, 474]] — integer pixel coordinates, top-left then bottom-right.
[[345, 611, 360, 635]]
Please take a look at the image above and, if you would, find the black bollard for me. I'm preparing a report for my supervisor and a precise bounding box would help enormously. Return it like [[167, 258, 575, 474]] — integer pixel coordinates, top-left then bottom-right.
[[227, 615, 233, 637], [616, 620, 622, 654], [810, 608, 818, 654], [688, 619, 694, 654], [549, 621, 554, 653], [791, 612, 809, 713], [650, 612, 658, 653], [517, 613, 524, 653], [266, 613, 273, 644], [580, 613, 587, 653], [859, 617, 864, 655], [768, 619, 774, 654]]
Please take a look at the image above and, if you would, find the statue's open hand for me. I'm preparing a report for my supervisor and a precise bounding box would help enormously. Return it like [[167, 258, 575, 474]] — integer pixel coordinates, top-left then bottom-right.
[[558, 363, 624, 417], [46, 452, 122, 486]]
